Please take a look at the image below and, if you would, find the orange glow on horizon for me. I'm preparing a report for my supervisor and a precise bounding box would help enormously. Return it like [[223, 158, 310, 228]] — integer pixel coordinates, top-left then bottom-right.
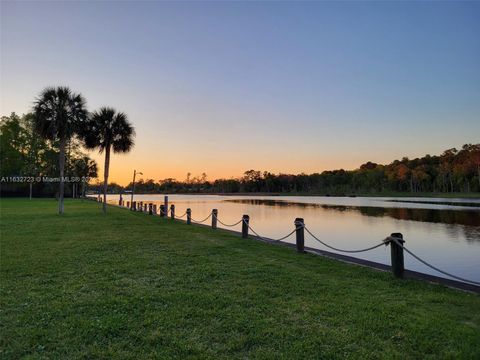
[[88, 150, 382, 186]]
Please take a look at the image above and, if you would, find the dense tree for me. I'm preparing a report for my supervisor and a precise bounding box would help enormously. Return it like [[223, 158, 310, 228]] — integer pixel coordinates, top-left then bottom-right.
[[0, 113, 28, 177], [72, 156, 98, 197], [1, 112, 97, 197]]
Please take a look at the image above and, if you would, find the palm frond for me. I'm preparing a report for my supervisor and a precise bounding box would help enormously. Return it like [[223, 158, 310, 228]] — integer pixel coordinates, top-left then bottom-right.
[[80, 107, 135, 154], [32, 86, 88, 141]]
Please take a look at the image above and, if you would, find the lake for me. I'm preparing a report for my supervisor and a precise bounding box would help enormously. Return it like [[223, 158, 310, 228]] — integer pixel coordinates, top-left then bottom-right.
[[99, 194, 480, 284]]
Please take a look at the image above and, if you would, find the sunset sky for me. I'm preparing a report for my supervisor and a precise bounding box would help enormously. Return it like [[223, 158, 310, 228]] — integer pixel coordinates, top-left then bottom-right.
[[1, 1, 479, 185]]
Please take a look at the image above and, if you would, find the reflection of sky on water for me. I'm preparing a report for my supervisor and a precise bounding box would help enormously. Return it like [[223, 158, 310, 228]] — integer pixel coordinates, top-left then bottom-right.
[[100, 194, 480, 283]]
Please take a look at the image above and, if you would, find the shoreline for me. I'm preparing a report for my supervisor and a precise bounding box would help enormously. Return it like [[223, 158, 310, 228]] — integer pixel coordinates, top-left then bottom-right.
[[89, 192, 480, 199]]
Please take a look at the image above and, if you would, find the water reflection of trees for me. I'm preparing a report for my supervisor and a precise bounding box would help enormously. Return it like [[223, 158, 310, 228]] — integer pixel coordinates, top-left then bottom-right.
[[225, 199, 480, 240]]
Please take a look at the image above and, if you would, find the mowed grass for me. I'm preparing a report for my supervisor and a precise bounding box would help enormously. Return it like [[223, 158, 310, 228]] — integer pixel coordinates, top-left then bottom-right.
[[1, 199, 479, 359]]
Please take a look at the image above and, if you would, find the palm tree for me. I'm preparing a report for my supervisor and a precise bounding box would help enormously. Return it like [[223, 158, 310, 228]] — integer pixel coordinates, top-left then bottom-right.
[[33, 86, 87, 214], [81, 107, 135, 214]]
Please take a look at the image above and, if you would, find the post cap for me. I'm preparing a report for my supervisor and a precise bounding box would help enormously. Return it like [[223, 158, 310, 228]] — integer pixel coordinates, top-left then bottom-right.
[[390, 232, 405, 243]]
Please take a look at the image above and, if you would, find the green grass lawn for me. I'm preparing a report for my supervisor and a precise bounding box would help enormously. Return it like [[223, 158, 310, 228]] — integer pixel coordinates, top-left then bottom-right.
[[1, 199, 479, 359]]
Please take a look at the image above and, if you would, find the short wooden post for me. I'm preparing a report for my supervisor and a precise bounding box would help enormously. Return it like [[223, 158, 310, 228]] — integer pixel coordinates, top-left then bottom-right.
[[152, 204, 157, 215], [242, 215, 249, 238], [119, 195, 123, 206], [164, 196, 168, 216], [138, 202, 142, 212], [186, 208, 191, 225], [295, 218, 305, 253], [148, 203, 153, 215], [132, 201, 136, 211], [212, 209, 218, 229], [389, 233, 405, 278], [170, 204, 175, 219], [126, 201, 130, 209], [160, 205, 165, 217]]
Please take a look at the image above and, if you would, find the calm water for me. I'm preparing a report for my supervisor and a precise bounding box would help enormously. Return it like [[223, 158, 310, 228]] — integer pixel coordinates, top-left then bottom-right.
[[100, 194, 480, 283]]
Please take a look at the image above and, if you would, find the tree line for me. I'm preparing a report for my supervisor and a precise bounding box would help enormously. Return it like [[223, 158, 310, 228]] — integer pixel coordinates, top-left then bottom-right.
[[1, 112, 98, 198], [119, 144, 480, 195], [1, 86, 135, 214], [2, 89, 478, 202]]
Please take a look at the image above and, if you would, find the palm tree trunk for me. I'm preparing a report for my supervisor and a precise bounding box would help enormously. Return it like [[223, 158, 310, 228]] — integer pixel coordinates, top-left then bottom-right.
[[102, 146, 111, 214], [58, 137, 66, 214]]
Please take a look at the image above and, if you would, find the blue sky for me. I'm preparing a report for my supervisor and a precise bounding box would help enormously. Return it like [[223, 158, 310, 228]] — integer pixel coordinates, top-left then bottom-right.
[[1, 1, 479, 183]]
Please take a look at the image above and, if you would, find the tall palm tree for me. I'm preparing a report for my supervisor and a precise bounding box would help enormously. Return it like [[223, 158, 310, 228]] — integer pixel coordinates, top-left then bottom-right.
[[33, 86, 87, 214], [81, 107, 135, 214]]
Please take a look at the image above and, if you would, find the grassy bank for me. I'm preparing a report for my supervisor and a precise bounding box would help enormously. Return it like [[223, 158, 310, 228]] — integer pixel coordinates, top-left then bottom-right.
[[1, 199, 479, 359]]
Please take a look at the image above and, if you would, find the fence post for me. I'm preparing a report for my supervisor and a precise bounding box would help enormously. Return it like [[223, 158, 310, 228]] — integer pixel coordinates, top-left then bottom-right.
[[164, 196, 168, 216], [389, 233, 405, 278], [152, 204, 157, 215], [295, 218, 305, 253], [148, 203, 153, 215], [186, 208, 191, 224], [132, 201, 136, 211], [160, 205, 165, 217], [126, 201, 130, 209], [212, 209, 218, 229], [242, 215, 249, 238], [138, 202, 142, 212], [170, 204, 175, 219]]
